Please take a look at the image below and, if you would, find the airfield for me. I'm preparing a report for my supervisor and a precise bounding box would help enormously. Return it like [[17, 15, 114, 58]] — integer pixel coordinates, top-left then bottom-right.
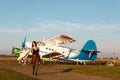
[[0, 55, 120, 80]]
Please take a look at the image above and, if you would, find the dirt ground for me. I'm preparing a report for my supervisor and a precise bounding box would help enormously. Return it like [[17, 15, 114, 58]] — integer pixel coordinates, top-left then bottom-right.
[[0, 57, 111, 80]]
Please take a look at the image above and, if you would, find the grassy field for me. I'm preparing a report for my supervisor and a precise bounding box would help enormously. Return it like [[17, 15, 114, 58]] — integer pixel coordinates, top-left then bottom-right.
[[0, 56, 34, 80], [0, 55, 120, 80], [0, 68, 34, 80], [59, 65, 120, 80]]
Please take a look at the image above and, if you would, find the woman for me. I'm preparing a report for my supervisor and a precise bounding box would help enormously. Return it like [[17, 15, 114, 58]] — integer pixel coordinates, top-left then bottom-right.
[[31, 41, 40, 76]]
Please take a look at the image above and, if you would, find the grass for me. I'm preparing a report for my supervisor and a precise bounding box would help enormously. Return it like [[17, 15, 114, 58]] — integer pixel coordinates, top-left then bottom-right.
[[0, 68, 35, 80], [59, 65, 120, 80], [0, 56, 17, 62], [1, 56, 120, 80]]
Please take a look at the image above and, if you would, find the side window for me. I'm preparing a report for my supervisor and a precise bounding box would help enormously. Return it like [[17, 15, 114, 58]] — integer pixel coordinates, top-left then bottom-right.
[[52, 49, 54, 51]]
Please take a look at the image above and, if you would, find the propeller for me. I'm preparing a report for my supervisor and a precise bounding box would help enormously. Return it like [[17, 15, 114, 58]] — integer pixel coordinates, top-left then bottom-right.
[[21, 36, 26, 48], [11, 46, 14, 54]]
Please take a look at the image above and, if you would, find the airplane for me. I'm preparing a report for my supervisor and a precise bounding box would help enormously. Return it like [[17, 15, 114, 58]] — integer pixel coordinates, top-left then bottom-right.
[[12, 34, 100, 65]]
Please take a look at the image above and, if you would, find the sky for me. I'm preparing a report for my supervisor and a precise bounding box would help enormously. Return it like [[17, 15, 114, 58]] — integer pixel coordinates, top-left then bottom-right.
[[0, 0, 120, 58]]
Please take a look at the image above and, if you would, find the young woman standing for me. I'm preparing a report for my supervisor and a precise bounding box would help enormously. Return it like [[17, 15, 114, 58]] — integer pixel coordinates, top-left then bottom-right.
[[31, 41, 40, 76]]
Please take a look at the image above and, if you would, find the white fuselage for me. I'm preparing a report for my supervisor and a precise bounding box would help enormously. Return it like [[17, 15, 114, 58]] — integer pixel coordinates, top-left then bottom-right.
[[25, 41, 79, 59]]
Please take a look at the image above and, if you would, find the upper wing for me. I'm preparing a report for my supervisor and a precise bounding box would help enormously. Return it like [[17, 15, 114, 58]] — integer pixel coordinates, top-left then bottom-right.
[[43, 34, 76, 46]]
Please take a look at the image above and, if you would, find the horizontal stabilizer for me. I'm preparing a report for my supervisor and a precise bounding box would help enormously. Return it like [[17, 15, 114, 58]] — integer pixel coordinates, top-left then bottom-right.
[[81, 50, 101, 53]]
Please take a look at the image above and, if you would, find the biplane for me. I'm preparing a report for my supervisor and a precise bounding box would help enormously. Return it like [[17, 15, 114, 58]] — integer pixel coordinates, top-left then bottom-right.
[[12, 34, 100, 64]]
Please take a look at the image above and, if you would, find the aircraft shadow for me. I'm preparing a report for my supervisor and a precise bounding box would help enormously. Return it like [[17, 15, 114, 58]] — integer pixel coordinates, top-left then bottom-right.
[[38, 68, 72, 76]]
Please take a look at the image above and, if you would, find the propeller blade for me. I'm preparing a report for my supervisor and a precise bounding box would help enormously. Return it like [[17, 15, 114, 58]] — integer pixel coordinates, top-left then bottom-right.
[[11, 46, 14, 54], [22, 36, 26, 48]]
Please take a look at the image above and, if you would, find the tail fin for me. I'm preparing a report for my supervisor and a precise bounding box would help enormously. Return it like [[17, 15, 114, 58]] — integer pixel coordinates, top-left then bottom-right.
[[75, 40, 97, 60]]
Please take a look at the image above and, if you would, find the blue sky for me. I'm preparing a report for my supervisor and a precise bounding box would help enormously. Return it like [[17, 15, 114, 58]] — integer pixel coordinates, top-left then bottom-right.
[[0, 0, 120, 57]]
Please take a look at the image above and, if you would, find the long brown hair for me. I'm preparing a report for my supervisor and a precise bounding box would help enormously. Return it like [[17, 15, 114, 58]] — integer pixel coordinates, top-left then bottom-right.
[[32, 41, 37, 48]]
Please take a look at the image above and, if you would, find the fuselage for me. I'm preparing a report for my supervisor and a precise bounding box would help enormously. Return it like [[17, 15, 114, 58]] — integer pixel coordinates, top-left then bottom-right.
[[25, 41, 79, 59]]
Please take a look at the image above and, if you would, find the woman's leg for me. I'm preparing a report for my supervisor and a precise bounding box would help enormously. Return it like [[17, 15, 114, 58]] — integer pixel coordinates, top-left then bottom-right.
[[32, 64, 35, 75], [35, 62, 39, 76]]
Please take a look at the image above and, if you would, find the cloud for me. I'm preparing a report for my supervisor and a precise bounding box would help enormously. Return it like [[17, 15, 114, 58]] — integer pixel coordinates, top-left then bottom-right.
[[35, 20, 120, 32], [0, 20, 120, 35], [0, 28, 23, 33], [33, 21, 120, 38]]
